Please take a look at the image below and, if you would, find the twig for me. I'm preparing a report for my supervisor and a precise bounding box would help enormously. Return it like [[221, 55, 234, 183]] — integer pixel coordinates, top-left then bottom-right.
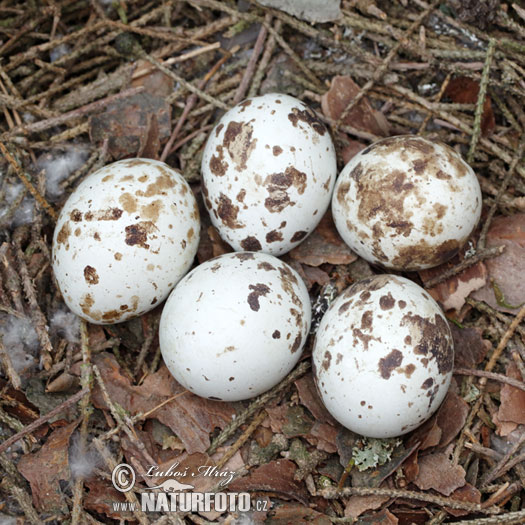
[[485, 303, 525, 373], [448, 510, 525, 525], [232, 15, 270, 105], [423, 245, 505, 289], [454, 368, 525, 392], [467, 39, 496, 163], [0, 334, 22, 390], [320, 486, 502, 515], [0, 387, 89, 454], [13, 228, 54, 370], [216, 409, 267, 469], [71, 320, 93, 525], [0, 142, 57, 221], [207, 360, 311, 455], [481, 426, 525, 487]]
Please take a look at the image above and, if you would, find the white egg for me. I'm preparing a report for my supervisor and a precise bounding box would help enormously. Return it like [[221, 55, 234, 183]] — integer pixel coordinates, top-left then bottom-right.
[[159, 252, 311, 401], [201, 93, 337, 256], [312, 274, 454, 438], [52, 158, 200, 324], [332, 135, 482, 270]]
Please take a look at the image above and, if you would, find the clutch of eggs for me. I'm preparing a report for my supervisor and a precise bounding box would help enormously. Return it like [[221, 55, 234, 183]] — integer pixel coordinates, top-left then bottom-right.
[[52, 158, 200, 324]]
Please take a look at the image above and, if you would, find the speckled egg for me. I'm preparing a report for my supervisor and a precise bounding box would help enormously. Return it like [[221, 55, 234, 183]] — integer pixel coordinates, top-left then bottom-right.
[[312, 274, 454, 438], [159, 252, 311, 401], [52, 158, 200, 324], [332, 135, 482, 270], [201, 93, 337, 256]]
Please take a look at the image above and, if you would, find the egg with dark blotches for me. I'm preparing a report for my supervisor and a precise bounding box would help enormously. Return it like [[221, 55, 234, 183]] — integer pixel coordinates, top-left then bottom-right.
[[332, 135, 482, 271], [201, 93, 337, 256], [52, 158, 200, 324], [159, 252, 311, 401], [312, 274, 454, 438]]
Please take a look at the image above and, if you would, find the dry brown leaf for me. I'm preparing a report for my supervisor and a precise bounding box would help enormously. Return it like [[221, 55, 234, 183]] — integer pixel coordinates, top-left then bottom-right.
[[344, 493, 390, 518], [450, 324, 491, 369], [18, 419, 79, 512], [306, 422, 338, 453], [341, 139, 367, 164], [130, 59, 174, 97], [84, 353, 235, 454], [358, 508, 398, 524], [497, 361, 525, 427], [321, 76, 390, 136], [445, 77, 495, 137], [269, 502, 331, 524], [301, 264, 331, 288], [289, 210, 357, 267], [84, 479, 134, 520], [229, 459, 308, 504], [445, 483, 482, 517], [89, 92, 171, 160], [472, 214, 525, 313], [436, 391, 470, 448], [413, 452, 466, 496], [421, 260, 487, 312], [295, 374, 338, 425]]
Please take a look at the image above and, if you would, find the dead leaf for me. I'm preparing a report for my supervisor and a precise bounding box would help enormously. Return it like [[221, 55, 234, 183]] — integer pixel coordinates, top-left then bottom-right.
[[89, 92, 171, 160], [131, 59, 174, 97], [344, 493, 390, 518], [341, 139, 367, 164], [84, 479, 134, 520], [414, 452, 466, 496], [358, 508, 398, 524], [321, 76, 390, 136], [445, 483, 481, 517], [436, 391, 470, 448], [18, 420, 79, 512], [421, 260, 487, 312], [269, 502, 331, 524], [497, 361, 525, 427], [295, 374, 338, 425], [450, 324, 492, 369], [80, 353, 234, 454], [306, 422, 338, 453], [445, 77, 495, 137], [229, 459, 308, 504], [289, 210, 357, 267], [472, 214, 525, 313], [301, 264, 331, 288], [137, 113, 161, 159]]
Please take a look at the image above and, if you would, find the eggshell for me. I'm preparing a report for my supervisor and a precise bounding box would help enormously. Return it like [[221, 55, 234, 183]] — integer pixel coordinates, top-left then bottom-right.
[[201, 93, 337, 256], [312, 274, 454, 438], [332, 135, 482, 270], [159, 252, 311, 401], [52, 158, 200, 324]]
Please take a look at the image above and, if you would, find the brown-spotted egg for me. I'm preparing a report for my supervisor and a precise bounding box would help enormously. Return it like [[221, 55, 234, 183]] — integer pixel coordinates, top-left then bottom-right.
[[201, 93, 337, 256], [312, 274, 454, 438], [159, 252, 311, 401], [52, 158, 200, 324], [332, 135, 482, 270]]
